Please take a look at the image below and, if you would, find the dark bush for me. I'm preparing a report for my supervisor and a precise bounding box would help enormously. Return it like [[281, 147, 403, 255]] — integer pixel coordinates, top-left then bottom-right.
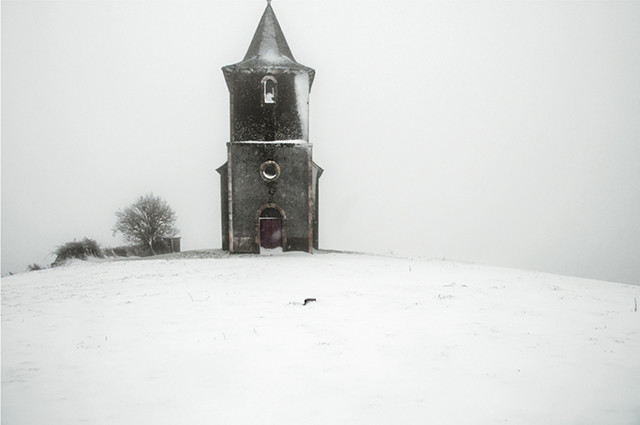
[[27, 263, 44, 272], [52, 238, 103, 266]]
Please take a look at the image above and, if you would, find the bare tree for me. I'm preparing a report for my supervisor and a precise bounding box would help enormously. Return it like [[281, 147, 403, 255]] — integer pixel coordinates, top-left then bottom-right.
[[113, 193, 179, 255]]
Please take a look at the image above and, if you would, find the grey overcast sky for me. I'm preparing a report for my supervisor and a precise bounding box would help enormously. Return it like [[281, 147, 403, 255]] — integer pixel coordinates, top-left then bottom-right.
[[2, 0, 640, 284]]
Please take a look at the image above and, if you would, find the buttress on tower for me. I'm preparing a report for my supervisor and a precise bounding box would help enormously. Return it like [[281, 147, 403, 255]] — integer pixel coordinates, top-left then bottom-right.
[[216, 2, 323, 253]]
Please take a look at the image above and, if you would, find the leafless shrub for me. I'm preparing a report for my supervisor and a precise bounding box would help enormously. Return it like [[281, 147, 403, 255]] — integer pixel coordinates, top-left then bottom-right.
[[112, 193, 179, 256]]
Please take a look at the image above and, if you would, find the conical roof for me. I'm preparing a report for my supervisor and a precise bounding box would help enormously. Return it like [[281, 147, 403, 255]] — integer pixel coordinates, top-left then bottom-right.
[[222, 2, 315, 88], [243, 2, 295, 63]]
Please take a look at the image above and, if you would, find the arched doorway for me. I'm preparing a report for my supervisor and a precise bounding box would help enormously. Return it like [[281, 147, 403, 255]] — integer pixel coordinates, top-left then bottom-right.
[[257, 205, 286, 249]]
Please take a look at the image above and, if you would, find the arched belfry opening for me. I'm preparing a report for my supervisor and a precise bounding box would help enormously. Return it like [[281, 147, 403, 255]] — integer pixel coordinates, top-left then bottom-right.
[[262, 76, 277, 104], [216, 2, 323, 254]]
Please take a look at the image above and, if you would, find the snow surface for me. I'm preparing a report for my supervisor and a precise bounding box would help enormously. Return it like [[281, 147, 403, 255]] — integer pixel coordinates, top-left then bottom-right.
[[2, 252, 639, 425]]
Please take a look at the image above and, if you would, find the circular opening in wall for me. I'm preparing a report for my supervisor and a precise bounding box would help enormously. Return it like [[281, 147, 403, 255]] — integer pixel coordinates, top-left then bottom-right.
[[261, 161, 281, 181]]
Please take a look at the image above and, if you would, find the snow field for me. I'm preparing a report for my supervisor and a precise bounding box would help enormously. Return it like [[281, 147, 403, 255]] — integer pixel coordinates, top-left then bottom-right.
[[2, 252, 639, 424]]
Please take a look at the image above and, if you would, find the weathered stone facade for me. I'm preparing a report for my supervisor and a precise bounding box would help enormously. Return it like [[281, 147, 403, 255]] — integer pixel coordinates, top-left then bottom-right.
[[217, 3, 322, 253]]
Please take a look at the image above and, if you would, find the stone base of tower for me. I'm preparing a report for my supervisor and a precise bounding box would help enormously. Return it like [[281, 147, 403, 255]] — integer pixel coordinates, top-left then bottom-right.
[[216, 141, 321, 254]]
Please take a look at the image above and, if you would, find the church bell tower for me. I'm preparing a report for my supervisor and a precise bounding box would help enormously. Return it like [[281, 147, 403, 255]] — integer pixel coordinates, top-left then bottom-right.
[[217, 1, 323, 253]]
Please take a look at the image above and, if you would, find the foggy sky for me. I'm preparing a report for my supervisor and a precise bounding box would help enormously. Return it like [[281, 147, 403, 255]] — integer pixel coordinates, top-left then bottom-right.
[[2, 0, 640, 284]]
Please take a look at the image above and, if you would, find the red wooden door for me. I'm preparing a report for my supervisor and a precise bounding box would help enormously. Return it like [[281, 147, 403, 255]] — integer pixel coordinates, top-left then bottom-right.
[[260, 218, 282, 249]]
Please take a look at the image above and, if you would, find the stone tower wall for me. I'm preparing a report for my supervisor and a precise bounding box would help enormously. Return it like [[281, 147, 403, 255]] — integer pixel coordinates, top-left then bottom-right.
[[227, 142, 312, 253], [229, 70, 309, 142]]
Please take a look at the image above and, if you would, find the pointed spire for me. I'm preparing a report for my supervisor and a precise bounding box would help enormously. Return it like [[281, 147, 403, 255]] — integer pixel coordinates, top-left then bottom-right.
[[243, 2, 295, 62], [222, 2, 315, 90]]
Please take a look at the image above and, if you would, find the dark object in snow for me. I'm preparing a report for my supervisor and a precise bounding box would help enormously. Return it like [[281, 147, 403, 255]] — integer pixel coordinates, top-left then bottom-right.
[[303, 298, 317, 305], [216, 2, 323, 255]]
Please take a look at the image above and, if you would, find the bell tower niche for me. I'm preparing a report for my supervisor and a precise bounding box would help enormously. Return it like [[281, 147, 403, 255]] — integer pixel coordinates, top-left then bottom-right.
[[216, 1, 323, 254]]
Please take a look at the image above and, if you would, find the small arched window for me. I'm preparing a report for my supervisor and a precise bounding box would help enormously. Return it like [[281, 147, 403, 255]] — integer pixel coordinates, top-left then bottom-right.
[[262, 75, 277, 104]]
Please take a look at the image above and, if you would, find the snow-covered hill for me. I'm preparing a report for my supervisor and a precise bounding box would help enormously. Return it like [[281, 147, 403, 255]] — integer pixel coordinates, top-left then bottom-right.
[[2, 251, 639, 424]]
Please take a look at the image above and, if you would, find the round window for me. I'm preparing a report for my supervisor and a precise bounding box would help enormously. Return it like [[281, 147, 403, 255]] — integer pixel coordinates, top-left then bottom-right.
[[260, 161, 281, 181]]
